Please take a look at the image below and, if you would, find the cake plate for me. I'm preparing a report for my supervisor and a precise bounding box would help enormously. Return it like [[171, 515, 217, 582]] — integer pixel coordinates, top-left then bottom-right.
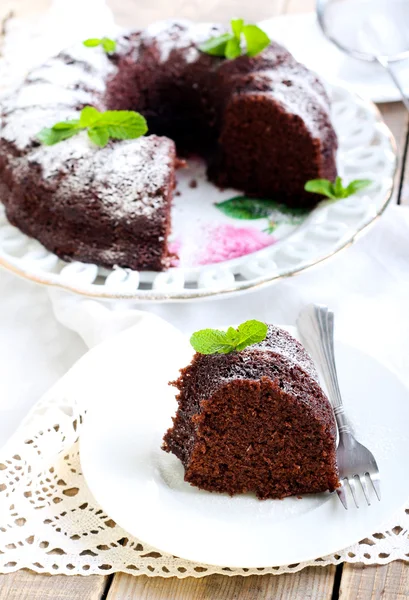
[[0, 84, 396, 301]]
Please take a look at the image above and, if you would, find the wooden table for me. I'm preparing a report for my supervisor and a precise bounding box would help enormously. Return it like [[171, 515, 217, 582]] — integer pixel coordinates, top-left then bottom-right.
[[0, 0, 408, 598]]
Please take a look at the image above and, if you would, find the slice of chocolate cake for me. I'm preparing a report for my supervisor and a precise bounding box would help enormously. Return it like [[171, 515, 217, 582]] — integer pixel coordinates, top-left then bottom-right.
[[163, 323, 339, 500]]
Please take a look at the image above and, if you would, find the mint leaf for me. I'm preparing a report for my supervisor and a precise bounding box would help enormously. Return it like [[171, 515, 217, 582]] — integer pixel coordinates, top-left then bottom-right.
[[231, 18, 244, 39], [79, 106, 100, 127], [225, 326, 240, 345], [235, 320, 268, 351], [199, 33, 231, 56], [200, 19, 270, 59], [101, 37, 116, 53], [83, 38, 101, 48], [190, 320, 268, 355], [94, 110, 148, 139], [243, 24, 270, 57], [333, 176, 344, 198], [52, 119, 80, 130], [37, 106, 148, 148], [225, 37, 241, 59], [305, 177, 373, 201], [190, 329, 234, 355], [345, 179, 372, 196], [304, 179, 336, 199], [88, 127, 110, 147], [37, 126, 79, 145], [83, 37, 116, 53]]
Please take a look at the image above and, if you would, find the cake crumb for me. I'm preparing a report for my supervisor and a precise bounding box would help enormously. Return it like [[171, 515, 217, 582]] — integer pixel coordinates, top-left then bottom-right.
[[175, 158, 187, 169], [189, 178, 198, 188]]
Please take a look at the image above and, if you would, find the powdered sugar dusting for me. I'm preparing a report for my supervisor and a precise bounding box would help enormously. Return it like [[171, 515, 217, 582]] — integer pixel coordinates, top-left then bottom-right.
[[142, 19, 224, 64], [35, 135, 174, 219], [254, 66, 331, 138], [66, 137, 172, 218], [28, 130, 97, 174], [62, 42, 116, 75], [253, 324, 319, 382], [27, 59, 107, 92], [2, 106, 80, 149], [1, 44, 115, 150], [3, 83, 93, 111], [190, 325, 321, 401]]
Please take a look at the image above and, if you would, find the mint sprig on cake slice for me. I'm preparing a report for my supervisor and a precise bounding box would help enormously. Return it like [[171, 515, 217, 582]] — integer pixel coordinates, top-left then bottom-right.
[[83, 37, 117, 53], [37, 106, 148, 147], [305, 176, 372, 201], [199, 19, 270, 59], [190, 320, 268, 355]]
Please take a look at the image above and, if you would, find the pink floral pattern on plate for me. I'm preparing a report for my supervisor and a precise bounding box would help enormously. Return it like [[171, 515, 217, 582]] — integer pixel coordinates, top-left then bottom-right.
[[169, 223, 276, 267]]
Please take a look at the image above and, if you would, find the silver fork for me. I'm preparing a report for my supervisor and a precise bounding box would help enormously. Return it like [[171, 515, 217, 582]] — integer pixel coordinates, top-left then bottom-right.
[[297, 304, 381, 509]]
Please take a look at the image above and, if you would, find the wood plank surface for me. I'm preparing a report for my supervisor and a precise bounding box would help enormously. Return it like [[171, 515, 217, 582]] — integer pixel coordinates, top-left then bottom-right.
[[107, 568, 337, 600], [0, 570, 108, 600], [340, 562, 409, 600]]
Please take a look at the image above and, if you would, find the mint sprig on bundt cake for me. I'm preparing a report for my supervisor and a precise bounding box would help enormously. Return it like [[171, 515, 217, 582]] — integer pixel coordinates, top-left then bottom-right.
[[83, 37, 117, 53], [190, 320, 268, 354], [163, 323, 339, 499], [199, 18, 270, 58], [305, 176, 372, 201], [37, 107, 148, 147]]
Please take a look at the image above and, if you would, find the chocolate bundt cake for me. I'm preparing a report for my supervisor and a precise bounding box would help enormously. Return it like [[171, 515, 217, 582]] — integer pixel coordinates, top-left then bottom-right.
[[163, 324, 339, 499], [0, 20, 338, 271]]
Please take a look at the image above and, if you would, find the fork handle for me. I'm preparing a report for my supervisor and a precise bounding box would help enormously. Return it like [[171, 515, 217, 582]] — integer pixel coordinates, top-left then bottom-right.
[[297, 304, 351, 435]]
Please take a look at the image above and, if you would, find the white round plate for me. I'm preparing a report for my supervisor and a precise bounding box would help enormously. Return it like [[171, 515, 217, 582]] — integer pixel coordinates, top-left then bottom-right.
[[79, 324, 409, 568], [0, 84, 396, 301], [261, 12, 409, 104]]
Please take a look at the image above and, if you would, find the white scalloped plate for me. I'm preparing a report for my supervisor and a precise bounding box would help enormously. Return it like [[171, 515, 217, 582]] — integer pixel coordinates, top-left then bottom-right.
[[0, 84, 396, 301]]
